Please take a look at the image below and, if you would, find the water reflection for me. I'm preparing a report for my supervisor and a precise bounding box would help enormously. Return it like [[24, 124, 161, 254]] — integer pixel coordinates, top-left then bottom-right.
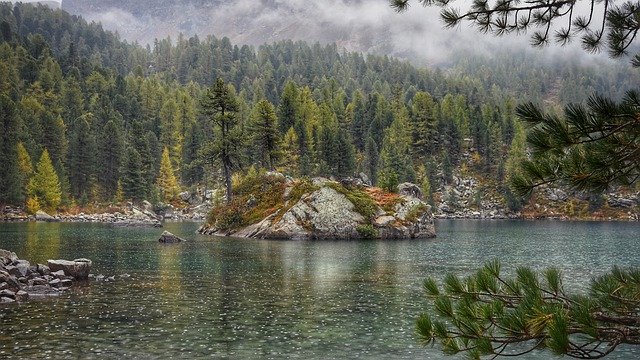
[[0, 220, 638, 359], [24, 222, 61, 261]]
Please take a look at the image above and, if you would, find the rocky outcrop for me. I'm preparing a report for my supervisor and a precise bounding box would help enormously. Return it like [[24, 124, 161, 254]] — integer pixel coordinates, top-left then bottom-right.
[[199, 177, 435, 240], [1, 249, 93, 305], [158, 231, 185, 243]]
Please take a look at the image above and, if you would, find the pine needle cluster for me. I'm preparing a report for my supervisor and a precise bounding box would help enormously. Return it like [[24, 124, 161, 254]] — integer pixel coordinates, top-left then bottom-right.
[[417, 261, 640, 359]]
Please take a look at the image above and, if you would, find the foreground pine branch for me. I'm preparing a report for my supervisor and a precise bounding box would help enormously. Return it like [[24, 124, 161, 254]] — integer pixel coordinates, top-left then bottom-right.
[[417, 261, 640, 359]]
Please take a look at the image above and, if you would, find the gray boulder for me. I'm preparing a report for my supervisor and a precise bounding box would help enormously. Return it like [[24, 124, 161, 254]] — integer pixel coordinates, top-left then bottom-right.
[[0, 249, 18, 265], [35, 210, 58, 222], [47, 258, 92, 280], [397, 183, 424, 200], [159, 231, 185, 243]]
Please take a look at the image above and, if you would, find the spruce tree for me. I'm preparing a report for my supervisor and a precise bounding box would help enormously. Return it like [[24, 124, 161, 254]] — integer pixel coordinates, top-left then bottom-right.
[[99, 118, 125, 198], [181, 121, 204, 185], [122, 147, 146, 202], [364, 136, 380, 185], [411, 91, 438, 159], [67, 114, 96, 199], [278, 81, 299, 135], [377, 108, 416, 189], [28, 148, 62, 212], [336, 129, 356, 179]]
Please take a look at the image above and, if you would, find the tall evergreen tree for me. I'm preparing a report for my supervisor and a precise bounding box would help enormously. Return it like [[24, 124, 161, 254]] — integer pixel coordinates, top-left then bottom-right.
[[181, 120, 204, 185], [122, 147, 146, 202], [99, 118, 125, 198], [67, 114, 95, 199], [411, 91, 438, 159], [201, 78, 244, 203], [364, 136, 380, 185], [278, 81, 299, 135]]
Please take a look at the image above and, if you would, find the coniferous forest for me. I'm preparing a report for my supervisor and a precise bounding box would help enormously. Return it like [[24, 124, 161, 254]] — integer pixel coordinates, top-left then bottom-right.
[[0, 3, 638, 215]]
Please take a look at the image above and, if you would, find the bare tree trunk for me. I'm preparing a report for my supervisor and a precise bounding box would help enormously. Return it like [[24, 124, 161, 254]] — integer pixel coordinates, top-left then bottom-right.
[[223, 157, 232, 204]]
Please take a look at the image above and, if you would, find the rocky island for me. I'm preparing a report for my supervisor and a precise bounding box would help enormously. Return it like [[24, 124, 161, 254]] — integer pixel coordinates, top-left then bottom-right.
[[198, 172, 435, 240]]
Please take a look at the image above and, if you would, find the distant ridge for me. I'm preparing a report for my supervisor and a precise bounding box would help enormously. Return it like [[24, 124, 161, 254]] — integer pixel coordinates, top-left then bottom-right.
[[7, 0, 62, 9]]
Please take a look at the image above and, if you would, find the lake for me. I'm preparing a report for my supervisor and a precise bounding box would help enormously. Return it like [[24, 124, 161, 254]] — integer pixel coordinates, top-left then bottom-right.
[[1, 220, 639, 359]]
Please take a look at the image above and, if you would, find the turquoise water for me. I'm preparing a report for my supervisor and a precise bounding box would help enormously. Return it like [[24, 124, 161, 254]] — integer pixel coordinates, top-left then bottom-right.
[[0, 220, 638, 359]]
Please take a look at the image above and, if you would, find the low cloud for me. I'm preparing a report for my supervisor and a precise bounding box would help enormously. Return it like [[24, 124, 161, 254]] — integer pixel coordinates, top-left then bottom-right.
[[74, 0, 618, 66]]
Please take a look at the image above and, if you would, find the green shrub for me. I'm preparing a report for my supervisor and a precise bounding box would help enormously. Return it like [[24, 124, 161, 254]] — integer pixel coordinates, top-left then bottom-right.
[[356, 224, 379, 239]]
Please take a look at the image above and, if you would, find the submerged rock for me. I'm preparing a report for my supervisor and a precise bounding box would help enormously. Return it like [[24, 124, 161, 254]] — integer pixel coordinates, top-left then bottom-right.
[[158, 231, 185, 243]]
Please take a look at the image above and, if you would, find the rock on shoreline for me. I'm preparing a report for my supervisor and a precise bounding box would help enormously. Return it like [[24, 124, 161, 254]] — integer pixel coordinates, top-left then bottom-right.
[[1, 250, 93, 304]]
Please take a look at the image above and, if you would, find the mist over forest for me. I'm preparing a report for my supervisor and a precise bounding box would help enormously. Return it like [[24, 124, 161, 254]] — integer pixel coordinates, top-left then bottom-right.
[[62, 0, 625, 69]]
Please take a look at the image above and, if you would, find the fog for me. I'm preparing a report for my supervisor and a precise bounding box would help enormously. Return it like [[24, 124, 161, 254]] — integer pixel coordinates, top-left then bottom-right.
[[65, 0, 619, 67]]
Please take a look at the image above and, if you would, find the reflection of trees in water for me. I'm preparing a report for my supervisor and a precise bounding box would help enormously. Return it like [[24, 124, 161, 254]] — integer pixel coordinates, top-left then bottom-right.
[[158, 244, 182, 296], [25, 222, 61, 263]]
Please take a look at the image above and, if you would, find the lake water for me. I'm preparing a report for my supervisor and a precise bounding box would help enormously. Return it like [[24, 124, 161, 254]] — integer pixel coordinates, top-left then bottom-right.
[[0, 220, 639, 359]]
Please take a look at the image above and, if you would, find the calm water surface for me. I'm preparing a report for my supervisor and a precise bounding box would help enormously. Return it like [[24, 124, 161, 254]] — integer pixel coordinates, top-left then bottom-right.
[[0, 220, 638, 359]]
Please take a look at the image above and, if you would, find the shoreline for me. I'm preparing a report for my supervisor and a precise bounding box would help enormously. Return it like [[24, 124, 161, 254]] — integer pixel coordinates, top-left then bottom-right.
[[1, 212, 637, 224]]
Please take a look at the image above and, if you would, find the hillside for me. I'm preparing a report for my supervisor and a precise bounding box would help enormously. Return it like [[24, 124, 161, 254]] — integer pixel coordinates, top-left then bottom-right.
[[0, 3, 637, 221]]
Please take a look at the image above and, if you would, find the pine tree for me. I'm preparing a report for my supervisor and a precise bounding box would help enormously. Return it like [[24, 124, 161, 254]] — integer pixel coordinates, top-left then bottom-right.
[[249, 99, 280, 170], [157, 147, 180, 202], [28, 149, 62, 212], [201, 78, 244, 203], [512, 92, 640, 195]]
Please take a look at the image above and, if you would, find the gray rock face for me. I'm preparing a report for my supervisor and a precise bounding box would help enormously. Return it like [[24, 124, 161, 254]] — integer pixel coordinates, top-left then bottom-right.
[[397, 183, 424, 200], [267, 187, 365, 240], [158, 231, 185, 243], [35, 210, 58, 222], [200, 181, 435, 240], [47, 259, 92, 280]]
